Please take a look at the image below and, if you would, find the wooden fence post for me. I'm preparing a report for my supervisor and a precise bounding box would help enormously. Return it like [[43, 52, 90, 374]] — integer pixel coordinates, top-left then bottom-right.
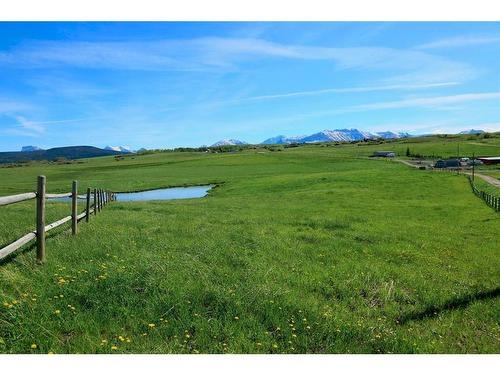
[[98, 189, 101, 212], [72, 180, 78, 235], [86, 187, 91, 222], [36, 175, 46, 263], [94, 188, 98, 215]]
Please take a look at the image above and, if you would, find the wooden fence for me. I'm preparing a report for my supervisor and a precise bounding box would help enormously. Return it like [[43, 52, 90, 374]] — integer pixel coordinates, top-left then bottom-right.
[[467, 175, 500, 212], [0, 176, 116, 263]]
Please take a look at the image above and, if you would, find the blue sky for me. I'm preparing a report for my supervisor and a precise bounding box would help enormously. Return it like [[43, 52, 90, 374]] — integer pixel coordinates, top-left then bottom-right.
[[0, 22, 499, 151]]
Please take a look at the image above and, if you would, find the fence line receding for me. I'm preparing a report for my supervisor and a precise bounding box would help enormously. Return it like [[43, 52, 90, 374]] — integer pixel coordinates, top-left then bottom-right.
[[0, 176, 116, 263], [467, 175, 500, 212]]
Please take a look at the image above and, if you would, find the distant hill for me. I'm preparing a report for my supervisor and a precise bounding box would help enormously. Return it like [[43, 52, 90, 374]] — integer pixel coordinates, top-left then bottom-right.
[[0, 146, 123, 164], [261, 128, 410, 144], [211, 139, 248, 147]]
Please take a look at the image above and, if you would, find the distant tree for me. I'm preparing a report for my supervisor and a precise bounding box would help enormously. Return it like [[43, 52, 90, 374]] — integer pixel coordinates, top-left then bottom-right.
[[406, 147, 410, 157]]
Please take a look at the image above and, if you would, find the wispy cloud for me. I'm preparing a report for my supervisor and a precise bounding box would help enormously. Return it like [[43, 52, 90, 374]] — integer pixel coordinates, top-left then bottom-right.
[[2, 115, 46, 138], [0, 37, 475, 84], [225, 82, 459, 104], [0, 98, 34, 113], [350, 92, 500, 111], [416, 35, 500, 49]]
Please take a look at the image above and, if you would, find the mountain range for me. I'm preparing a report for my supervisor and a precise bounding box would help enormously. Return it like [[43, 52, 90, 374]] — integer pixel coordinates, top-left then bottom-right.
[[458, 129, 485, 135], [212, 128, 411, 146], [104, 145, 135, 153], [211, 139, 249, 147]]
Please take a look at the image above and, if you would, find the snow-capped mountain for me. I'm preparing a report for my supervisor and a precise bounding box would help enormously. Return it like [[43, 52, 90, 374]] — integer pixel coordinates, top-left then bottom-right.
[[211, 139, 248, 147], [458, 129, 485, 134], [21, 145, 43, 152], [374, 131, 411, 139], [261, 135, 305, 144], [261, 129, 410, 144], [104, 145, 135, 153]]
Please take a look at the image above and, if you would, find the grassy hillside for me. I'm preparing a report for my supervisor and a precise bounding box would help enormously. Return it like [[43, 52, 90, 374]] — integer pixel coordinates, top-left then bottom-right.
[[0, 136, 499, 354], [0, 146, 122, 164]]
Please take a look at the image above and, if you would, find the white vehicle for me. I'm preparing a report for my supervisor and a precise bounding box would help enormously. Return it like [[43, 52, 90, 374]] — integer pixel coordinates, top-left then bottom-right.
[[467, 159, 484, 166]]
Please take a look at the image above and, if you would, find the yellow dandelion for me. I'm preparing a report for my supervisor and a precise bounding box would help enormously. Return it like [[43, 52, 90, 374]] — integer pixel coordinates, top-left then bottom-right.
[[126, 338, 131, 343], [292, 334, 297, 338], [111, 346, 118, 350], [256, 342, 262, 346], [185, 334, 191, 339], [148, 323, 156, 328], [31, 344, 37, 349], [234, 316, 239, 320], [118, 336, 125, 342], [2, 302, 8, 307], [54, 310, 61, 314], [272, 344, 278, 348], [48, 352, 54, 355], [306, 326, 311, 330], [101, 339, 108, 343]]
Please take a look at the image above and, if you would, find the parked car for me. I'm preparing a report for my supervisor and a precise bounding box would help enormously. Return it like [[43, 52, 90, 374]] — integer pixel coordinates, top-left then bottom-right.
[[467, 159, 484, 166]]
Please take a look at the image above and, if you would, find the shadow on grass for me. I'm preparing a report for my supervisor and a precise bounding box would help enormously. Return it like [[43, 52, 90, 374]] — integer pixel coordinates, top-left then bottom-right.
[[397, 287, 500, 324]]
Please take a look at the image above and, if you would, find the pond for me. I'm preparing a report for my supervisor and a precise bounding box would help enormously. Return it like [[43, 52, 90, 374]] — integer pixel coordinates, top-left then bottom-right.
[[114, 185, 214, 202], [48, 185, 214, 203]]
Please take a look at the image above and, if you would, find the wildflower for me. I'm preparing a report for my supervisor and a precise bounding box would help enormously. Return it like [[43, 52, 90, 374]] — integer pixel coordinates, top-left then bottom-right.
[[142, 333, 147, 336], [148, 323, 156, 328], [306, 326, 311, 330], [126, 338, 131, 343], [101, 339, 108, 343], [256, 342, 262, 346], [2, 302, 8, 307], [118, 336, 125, 342], [234, 316, 239, 320], [54, 310, 61, 314], [272, 344, 278, 349], [111, 346, 118, 350], [185, 334, 191, 339], [31, 344, 37, 349], [48, 352, 54, 355], [12, 300, 18, 305]]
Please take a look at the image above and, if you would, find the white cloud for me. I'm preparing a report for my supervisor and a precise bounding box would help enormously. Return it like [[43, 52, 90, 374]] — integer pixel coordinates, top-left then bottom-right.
[[416, 35, 500, 49], [350, 92, 500, 111], [0, 37, 475, 84], [225, 82, 459, 104]]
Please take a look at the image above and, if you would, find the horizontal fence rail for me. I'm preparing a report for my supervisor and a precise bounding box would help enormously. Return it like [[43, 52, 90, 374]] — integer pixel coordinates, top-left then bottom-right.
[[0, 176, 116, 263], [0, 192, 37, 206], [467, 175, 500, 212]]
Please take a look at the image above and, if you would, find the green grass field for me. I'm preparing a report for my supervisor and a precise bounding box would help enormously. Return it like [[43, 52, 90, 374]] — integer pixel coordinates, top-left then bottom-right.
[[0, 136, 499, 354]]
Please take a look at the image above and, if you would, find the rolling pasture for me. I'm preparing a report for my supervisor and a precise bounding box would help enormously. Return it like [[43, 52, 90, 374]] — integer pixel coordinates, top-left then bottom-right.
[[0, 135, 499, 353]]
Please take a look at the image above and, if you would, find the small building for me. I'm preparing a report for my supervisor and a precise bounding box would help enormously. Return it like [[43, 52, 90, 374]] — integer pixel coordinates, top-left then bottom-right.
[[477, 157, 500, 165], [372, 151, 396, 157], [434, 159, 460, 168]]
